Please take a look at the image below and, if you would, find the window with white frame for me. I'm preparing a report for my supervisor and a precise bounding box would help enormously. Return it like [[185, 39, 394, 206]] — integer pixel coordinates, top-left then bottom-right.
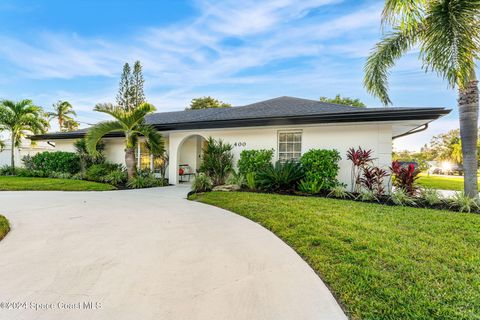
[[278, 131, 302, 161]]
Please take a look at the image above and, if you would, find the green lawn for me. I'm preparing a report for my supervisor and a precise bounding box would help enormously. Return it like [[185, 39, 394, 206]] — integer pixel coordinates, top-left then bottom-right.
[[0, 215, 9, 241], [192, 192, 480, 320], [0, 176, 115, 191], [417, 174, 480, 191]]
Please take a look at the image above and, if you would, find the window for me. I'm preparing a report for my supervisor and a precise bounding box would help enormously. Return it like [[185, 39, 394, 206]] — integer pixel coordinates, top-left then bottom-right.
[[278, 131, 302, 161], [138, 142, 152, 170]]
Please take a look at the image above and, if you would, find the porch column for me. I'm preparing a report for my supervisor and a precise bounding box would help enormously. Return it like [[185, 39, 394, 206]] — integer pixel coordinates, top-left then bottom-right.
[[168, 136, 179, 185]]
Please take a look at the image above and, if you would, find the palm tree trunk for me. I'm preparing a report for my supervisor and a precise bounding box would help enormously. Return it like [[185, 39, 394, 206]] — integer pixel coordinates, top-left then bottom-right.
[[458, 73, 479, 198], [10, 131, 15, 171], [125, 147, 137, 179]]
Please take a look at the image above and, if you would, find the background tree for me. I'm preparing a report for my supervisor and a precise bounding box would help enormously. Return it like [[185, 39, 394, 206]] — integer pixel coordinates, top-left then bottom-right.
[[186, 96, 232, 110], [364, 0, 480, 197], [0, 99, 49, 169], [47, 100, 79, 132], [86, 103, 164, 179], [319, 94, 366, 107], [116, 61, 146, 111]]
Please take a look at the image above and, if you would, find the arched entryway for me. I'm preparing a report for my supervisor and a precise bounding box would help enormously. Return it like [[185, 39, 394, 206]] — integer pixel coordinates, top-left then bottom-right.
[[175, 134, 206, 184]]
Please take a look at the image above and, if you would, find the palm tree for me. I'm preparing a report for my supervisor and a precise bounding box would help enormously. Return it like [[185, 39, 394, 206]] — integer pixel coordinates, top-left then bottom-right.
[[48, 101, 79, 132], [364, 0, 480, 197], [0, 99, 49, 169], [0, 139, 5, 152], [86, 102, 164, 179]]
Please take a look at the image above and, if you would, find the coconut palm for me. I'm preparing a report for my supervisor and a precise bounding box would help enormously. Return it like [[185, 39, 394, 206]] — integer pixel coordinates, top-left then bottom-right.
[[0, 99, 49, 169], [86, 102, 164, 179], [47, 101, 79, 132], [364, 0, 480, 197]]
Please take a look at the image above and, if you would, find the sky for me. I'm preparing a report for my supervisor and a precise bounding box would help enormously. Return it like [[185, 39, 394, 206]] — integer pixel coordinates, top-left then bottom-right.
[[0, 0, 465, 151]]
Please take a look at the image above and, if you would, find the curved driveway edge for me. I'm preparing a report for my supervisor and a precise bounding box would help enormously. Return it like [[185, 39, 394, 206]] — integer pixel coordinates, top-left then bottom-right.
[[0, 186, 347, 320]]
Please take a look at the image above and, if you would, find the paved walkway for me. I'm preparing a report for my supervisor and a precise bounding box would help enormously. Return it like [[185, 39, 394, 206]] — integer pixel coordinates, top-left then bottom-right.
[[0, 186, 346, 320]]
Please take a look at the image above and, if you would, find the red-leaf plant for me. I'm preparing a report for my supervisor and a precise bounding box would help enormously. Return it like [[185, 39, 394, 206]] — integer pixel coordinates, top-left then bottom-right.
[[390, 160, 420, 195], [346, 147, 374, 192], [360, 166, 389, 195]]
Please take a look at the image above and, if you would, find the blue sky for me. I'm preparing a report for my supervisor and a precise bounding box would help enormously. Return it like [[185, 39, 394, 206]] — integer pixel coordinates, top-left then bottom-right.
[[0, 0, 463, 150]]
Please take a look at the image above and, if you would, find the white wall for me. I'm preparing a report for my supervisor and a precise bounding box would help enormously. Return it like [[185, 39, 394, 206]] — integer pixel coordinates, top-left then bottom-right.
[[0, 142, 54, 167]]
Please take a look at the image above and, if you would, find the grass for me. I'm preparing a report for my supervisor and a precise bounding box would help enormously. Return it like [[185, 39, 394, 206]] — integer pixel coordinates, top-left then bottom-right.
[[0, 176, 115, 191], [0, 215, 9, 241], [192, 192, 480, 320], [417, 174, 480, 191]]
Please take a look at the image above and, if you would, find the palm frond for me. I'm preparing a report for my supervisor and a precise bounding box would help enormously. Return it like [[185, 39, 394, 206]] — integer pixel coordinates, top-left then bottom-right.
[[135, 124, 165, 156], [364, 27, 420, 105], [382, 0, 426, 28], [86, 121, 124, 156], [123, 102, 156, 128], [94, 103, 126, 122]]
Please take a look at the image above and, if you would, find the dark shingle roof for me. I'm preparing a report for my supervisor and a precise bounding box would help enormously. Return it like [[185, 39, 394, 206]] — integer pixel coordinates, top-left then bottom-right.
[[30, 96, 450, 140]]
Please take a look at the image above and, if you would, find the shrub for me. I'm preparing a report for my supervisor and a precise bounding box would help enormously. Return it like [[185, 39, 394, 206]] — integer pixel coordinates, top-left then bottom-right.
[[200, 137, 233, 185], [328, 185, 351, 199], [22, 155, 35, 170], [227, 171, 245, 188], [104, 169, 127, 186], [298, 178, 323, 194], [356, 189, 379, 202], [237, 149, 274, 175], [360, 166, 388, 195], [257, 160, 304, 192], [448, 192, 480, 213], [86, 163, 122, 182], [49, 172, 72, 179], [71, 172, 85, 180], [0, 165, 15, 176], [74, 138, 105, 172], [29, 151, 80, 174], [191, 173, 213, 192], [390, 160, 419, 195], [245, 172, 257, 190], [346, 146, 374, 192], [419, 188, 443, 206], [300, 149, 340, 191], [390, 189, 417, 206], [15, 168, 47, 177], [127, 174, 162, 189]]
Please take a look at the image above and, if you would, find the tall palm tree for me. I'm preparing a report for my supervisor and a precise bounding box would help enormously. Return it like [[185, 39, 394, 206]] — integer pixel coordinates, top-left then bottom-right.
[[86, 102, 164, 179], [0, 99, 49, 169], [364, 0, 480, 197], [48, 100, 79, 132]]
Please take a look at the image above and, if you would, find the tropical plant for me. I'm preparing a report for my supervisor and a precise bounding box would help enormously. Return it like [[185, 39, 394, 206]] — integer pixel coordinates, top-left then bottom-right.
[[104, 169, 127, 186], [86, 103, 164, 179], [74, 138, 105, 173], [449, 191, 480, 213], [390, 160, 420, 195], [245, 172, 257, 190], [191, 173, 213, 193], [29, 151, 80, 174], [319, 94, 366, 107], [127, 173, 162, 189], [364, 0, 480, 197], [356, 189, 379, 202], [300, 149, 341, 191], [237, 149, 274, 176], [346, 146, 374, 192], [187, 96, 231, 110], [0, 99, 49, 170], [257, 160, 304, 192], [328, 185, 351, 199], [298, 178, 323, 194], [390, 188, 417, 206], [227, 171, 245, 188], [419, 188, 444, 206], [199, 137, 233, 186], [0, 165, 15, 176], [47, 101, 79, 132], [85, 163, 123, 182], [360, 166, 389, 195]]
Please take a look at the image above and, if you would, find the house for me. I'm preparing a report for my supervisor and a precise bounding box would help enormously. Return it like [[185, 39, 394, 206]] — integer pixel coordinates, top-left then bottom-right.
[[30, 96, 450, 187], [0, 139, 54, 167]]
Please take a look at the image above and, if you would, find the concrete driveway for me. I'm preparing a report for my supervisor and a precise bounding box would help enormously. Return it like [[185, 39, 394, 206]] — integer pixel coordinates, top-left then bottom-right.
[[0, 186, 346, 320]]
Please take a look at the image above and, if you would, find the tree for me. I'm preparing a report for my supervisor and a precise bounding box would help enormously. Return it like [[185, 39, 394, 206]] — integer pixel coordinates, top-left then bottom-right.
[[116, 61, 146, 111], [86, 103, 164, 179], [47, 100, 79, 132], [74, 138, 105, 173], [187, 96, 232, 110], [364, 0, 480, 197], [0, 99, 49, 169], [319, 94, 366, 107]]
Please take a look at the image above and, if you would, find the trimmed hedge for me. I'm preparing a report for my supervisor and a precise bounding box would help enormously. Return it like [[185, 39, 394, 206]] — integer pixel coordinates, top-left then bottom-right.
[[28, 151, 80, 174], [300, 149, 341, 190], [237, 149, 274, 175]]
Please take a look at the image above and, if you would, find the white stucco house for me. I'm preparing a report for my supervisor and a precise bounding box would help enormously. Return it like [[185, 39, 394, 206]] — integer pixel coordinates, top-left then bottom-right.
[[30, 96, 450, 187], [0, 139, 54, 167]]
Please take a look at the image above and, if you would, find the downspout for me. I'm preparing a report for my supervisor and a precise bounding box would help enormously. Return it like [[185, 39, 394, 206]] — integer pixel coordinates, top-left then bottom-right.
[[47, 141, 55, 148], [392, 124, 429, 139]]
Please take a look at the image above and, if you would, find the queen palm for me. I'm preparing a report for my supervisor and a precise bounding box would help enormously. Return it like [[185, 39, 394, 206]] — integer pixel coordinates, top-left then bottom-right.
[[0, 99, 49, 169], [365, 0, 480, 197], [48, 100, 79, 132], [86, 102, 164, 179]]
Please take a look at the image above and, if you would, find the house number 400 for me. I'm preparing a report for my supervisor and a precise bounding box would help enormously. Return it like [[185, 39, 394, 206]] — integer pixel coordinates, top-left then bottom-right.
[[234, 142, 246, 147]]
